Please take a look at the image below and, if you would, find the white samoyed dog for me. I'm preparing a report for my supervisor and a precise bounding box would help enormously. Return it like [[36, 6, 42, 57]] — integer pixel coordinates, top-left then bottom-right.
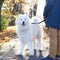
[[15, 14, 42, 56]]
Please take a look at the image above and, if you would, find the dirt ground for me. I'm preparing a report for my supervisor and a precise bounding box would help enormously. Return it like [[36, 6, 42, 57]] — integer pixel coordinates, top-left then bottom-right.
[[0, 26, 17, 49], [0, 26, 17, 42], [0, 26, 49, 60]]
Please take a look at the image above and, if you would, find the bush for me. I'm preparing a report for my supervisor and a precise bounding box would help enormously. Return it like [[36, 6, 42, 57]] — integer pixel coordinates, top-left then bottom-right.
[[0, 16, 9, 31]]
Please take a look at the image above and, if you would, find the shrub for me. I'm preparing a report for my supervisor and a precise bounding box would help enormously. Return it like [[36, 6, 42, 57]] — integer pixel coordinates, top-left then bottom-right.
[[0, 16, 9, 31]]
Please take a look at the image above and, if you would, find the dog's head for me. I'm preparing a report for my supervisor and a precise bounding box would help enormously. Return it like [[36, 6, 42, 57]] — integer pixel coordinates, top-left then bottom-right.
[[15, 14, 30, 26]]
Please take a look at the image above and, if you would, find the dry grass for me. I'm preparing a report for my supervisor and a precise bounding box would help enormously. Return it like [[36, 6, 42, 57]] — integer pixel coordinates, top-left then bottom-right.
[[0, 26, 17, 43]]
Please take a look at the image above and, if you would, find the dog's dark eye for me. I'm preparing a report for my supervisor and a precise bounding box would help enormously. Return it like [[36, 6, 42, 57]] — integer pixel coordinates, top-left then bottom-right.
[[21, 19, 22, 20], [24, 19, 26, 20]]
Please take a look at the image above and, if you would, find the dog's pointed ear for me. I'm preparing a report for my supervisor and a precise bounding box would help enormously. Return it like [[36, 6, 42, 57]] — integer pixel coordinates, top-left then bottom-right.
[[24, 14, 30, 20], [15, 14, 22, 24], [15, 16, 18, 24], [24, 14, 28, 17]]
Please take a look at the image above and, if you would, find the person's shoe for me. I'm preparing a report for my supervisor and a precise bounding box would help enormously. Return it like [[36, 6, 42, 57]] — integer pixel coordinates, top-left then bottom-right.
[[56, 55, 60, 60], [15, 55, 25, 60], [28, 55, 37, 60], [40, 55, 56, 60]]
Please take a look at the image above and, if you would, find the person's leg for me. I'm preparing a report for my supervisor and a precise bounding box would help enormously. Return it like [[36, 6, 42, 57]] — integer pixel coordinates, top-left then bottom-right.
[[56, 29, 60, 59], [40, 28, 57, 60], [48, 28, 57, 58]]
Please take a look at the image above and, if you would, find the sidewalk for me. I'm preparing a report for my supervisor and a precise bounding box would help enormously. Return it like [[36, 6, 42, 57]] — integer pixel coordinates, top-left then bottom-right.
[[0, 38, 49, 60]]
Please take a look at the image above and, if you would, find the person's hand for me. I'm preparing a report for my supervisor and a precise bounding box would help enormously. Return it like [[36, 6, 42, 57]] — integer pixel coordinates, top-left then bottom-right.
[[43, 16, 46, 20]]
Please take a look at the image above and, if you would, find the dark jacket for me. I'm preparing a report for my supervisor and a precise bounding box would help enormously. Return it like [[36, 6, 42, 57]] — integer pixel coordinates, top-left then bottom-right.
[[44, 0, 60, 29]]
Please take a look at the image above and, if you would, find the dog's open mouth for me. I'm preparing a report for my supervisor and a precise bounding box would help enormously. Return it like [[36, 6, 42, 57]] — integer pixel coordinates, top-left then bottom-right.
[[22, 23, 25, 26], [21, 21, 26, 26], [22, 21, 25, 26]]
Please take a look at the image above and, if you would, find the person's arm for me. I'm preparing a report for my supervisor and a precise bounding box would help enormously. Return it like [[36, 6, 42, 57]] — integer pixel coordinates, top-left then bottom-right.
[[43, 0, 56, 18]]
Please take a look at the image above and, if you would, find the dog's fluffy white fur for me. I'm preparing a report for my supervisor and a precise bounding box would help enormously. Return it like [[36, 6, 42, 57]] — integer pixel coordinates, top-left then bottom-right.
[[15, 14, 42, 55]]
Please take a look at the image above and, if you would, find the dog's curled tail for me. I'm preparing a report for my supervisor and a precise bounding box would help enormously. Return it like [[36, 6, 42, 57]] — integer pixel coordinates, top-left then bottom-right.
[[32, 16, 41, 23]]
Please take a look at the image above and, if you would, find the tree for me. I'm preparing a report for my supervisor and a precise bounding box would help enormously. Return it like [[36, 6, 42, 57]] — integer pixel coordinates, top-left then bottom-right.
[[12, 0, 26, 14], [0, 0, 26, 31], [0, 0, 4, 31]]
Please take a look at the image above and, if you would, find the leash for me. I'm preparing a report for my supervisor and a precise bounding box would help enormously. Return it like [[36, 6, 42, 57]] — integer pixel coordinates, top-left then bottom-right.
[[31, 20, 45, 24]]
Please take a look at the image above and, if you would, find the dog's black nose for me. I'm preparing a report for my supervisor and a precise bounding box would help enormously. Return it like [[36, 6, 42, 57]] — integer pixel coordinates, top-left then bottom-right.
[[22, 21, 25, 24]]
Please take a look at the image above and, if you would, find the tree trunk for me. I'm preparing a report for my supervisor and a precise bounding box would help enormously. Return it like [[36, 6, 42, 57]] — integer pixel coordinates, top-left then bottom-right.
[[0, 0, 4, 31]]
